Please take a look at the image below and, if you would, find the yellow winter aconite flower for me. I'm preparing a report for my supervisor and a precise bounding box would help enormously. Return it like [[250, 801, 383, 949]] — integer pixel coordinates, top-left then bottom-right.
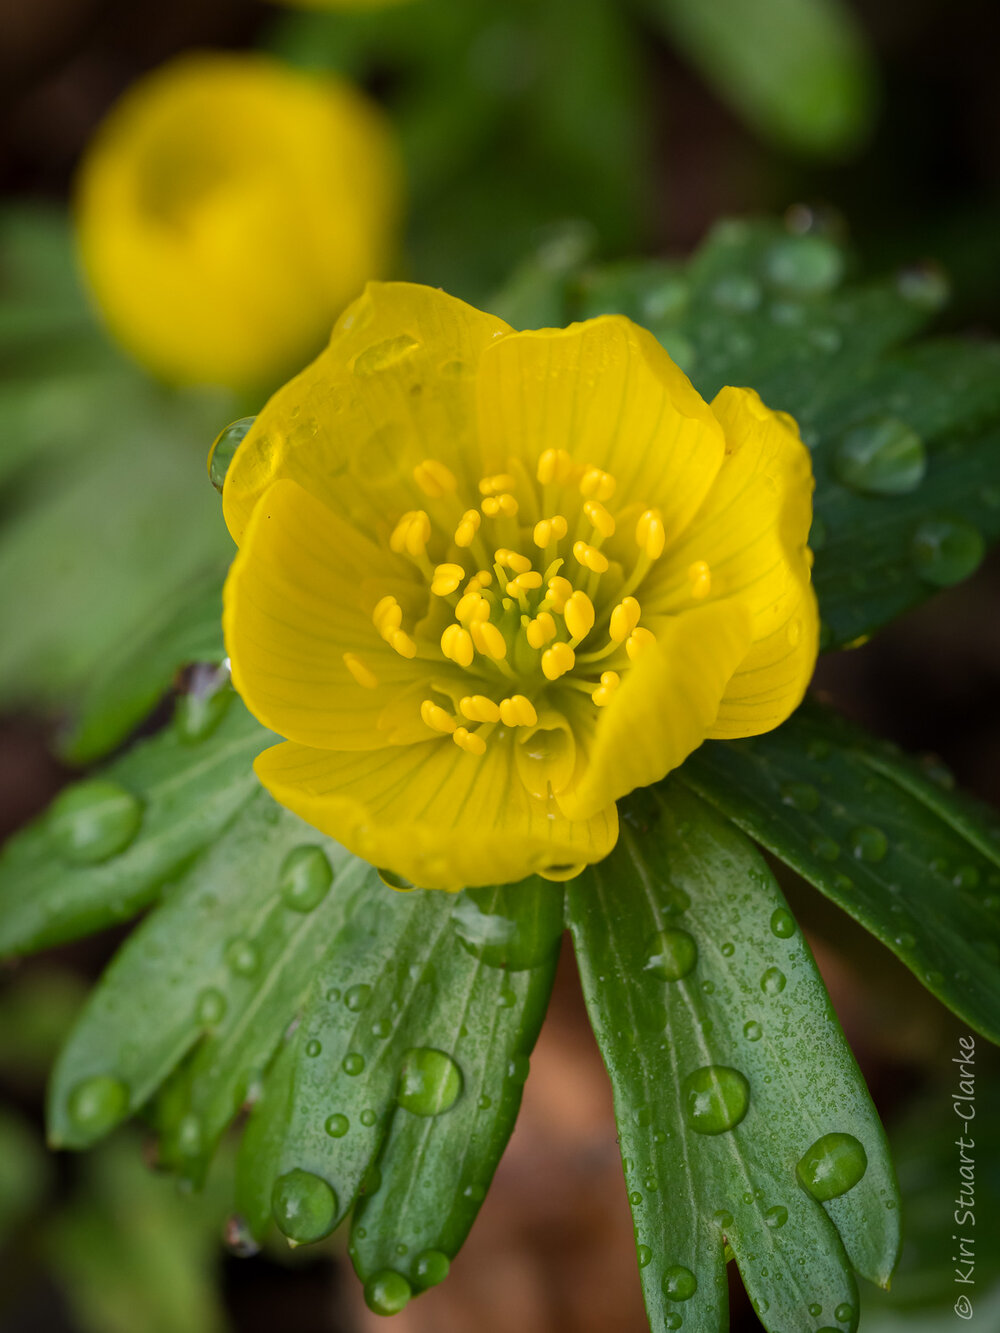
[[222, 283, 819, 890], [75, 54, 400, 392]]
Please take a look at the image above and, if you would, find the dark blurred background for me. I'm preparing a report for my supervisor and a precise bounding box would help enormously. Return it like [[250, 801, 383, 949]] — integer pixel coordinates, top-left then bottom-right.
[[1, 1, 999, 1331]]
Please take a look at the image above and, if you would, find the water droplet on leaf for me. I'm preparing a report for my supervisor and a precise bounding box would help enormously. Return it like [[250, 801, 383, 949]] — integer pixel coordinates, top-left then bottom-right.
[[413, 1249, 450, 1288], [833, 417, 926, 495], [637, 1244, 652, 1267], [67, 1074, 129, 1135], [50, 781, 142, 865], [644, 929, 698, 981], [760, 967, 786, 995], [796, 1132, 868, 1201], [765, 235, 844, 295], [764, 1204, 788, 1228], [364, 1269, 412, 1315], [780, 781, 820, 813], [743, 1020, 763, 1042], [225, 938, 260, 977], [848, 825, 888, 862], [325, 1114, 349, 1138], [662, 1265, 697, 1300], [681, 1066, 750, 1135], [342, 1052, 365, 1076], [279, 846, 334, 912], [272, 1169, 338, 1244], [770, 909, 796, 939], [397, 1048, 462, 1116], [196, 987, 227, 1026], [344, 984, 372, 1012], [912, 517, 985, 587]]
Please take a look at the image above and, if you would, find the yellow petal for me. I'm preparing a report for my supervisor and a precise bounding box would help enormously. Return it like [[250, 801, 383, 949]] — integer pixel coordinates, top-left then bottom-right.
[[644, 385, 819, 738], [254, 737, 619, 891], [223, 282, 513, 544], [476, 315, 725, 542], [557, 600, 754, 820], [224, 478, 447, 748]]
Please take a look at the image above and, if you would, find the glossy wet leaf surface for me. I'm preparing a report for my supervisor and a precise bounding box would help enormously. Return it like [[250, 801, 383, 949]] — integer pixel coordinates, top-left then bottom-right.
[[566, 782, 900, 1333], [682, 700, 1000, 1042]]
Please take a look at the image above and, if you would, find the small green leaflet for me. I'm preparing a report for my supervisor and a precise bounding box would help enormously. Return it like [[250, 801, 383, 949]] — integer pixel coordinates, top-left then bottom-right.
[[567, 782, 899, 1333], [681, 700, 1000, 1043]]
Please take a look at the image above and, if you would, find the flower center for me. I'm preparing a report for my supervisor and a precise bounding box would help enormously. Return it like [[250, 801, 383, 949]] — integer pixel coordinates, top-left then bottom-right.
[[343, 449, 713, 762]]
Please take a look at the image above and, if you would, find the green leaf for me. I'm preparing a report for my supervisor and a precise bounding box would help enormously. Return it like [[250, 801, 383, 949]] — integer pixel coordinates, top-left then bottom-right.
[[644, 0, 876, 157], [0, 699, 268, 957], [0, 1106, 52, 1245], [681, 701, 1000, 1043], [47, 793, 359, 1157], [566, 782, 899, 1333], [236, 878, 559, 1308]]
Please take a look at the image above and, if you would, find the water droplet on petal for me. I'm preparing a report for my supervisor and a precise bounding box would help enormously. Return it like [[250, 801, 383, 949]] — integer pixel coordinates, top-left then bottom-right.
[[353, 335, 420, 377], [770, 909, 796, 939], [760, 967, 786, 995], [325, 1114, 349, 1138], [662, 1265, 698, 1300], [645, 929, 698, 981], [681, 1066, 750, 1135], [796, 1133, 868, 1201], [833, 417, 926, 496], [912, 517, 985, 587], [208, 417, 255, 492], [397, 1048, 462, 1116], [413, 1249, 450, 1288], [272, 1169, 338, 1244], [279, 846, 334, 912], [848, 825, 888, 862], [50, 780, 143, 865], [67, 1074, 129, 1135]]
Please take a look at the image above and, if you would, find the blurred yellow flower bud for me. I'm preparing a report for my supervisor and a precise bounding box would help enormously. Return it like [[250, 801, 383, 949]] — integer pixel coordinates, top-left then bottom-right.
[[75, 53, 401, 391]]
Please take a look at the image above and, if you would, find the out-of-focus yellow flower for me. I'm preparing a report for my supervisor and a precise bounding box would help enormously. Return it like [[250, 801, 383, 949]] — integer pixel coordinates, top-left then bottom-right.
[[75, 53, 401, 392], [222, 284, 818, 890]]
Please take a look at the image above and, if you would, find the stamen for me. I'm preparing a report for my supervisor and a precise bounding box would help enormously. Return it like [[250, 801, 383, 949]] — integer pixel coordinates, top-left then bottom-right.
[[413, 459, 457, 498], [537, 448, 574, 485], [592, 671, 620, 707], [688, 560, 711, 599], [343, 652, 378, 689], [583, 499, 615, 538], [479, 473, 517, 496], [431, 563, 466, 596], [441, 623, 474, 668], [460, 695, 501, 723], [389, 510, 431, 558], [573, 540, 609, 574], [507, 570, 543, 596], [482, 492, 519, 518], [421, 699, 457, 734], [533, 515, 568, 548], [499, 695, 538, 727], [471, 620, 507, 660], [635, 508, 666, 560], [495, 549, 532, 574], [580, 466, 616, 502], [474, 569, 493, 587], [454, 509, 481, 547], [453, 727, 487, 756], [609, 596, 641, 643], [526, 611, 557, 648], [563, 590, 596, 642], [546, 576, 573, 612], [456, 591, 491, 624], [389, 629, 417, 659], [542, 642, 576, 681], [626, 627, 656, 661], [372, 594, 402, 639]]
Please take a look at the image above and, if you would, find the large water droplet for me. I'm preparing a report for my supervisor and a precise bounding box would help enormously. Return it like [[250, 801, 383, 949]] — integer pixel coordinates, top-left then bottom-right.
[[413, 1249, 450, 1288], [796, 1133, 868, 1200], [364, 1269, 412, 1315], [848, 825, 888, 863], [645, 928, 698, 981], [279, 846, 334, 913], [760, 967, 786, 995], [833, 417, 926, 496], [67, 1074, 129, 1135], [912, 517, 985, 587], [451, 883, 563, 971], [681, 1066, 750, 1135], [765, 235, 844, 296], [196, 987, 227, 1027], [770, 908, 796, 939], [780, 781, 820, 813], [50, 780, 143, 865], [272, 1169, 338, 1244], [662, 1265, 697, 1300], [397, 1048, 463, 1116], [208, 417, 255, 493]]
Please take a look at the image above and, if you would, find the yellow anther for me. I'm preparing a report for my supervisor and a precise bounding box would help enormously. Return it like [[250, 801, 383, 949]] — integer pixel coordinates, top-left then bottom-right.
[[592, 670, 620, 707], [626, 626, 656, 661], [573, 540, 609, 574], [546, 576, 574, 612], [533, 515, 568, 548], [455, 591, 489, 624], [609, 596, 641, 643], [413, 459, 457, 498], [526, 611, 557, 649], [482, 492, 519, 518], [499, 695, 538, 728], [454, 509, 482, 548], [372, 595, 402, 639], [688, 560, 711, 599], [580, 466, 616, 502], [431, 563, 466, 596], [475, 569, 493, 587], [389, 629, 417, 659], [453, 727, 487, 756], [389, 509, 432, 558], [421, 700, 457, 734], [460, 695, 502, 724], [537, 448, 574, 485], [478, 473, 516, 496], [635, 508, 666, 560], [583, 499, 616, 538], [495, 549, 532, 574], [507, 571, 543, 596], [342, 652, 378, 690], [542, 642, 576, 681], [564, 590, 596, 641], [471, 619, 507, 661], [441, 623, 474, 668]]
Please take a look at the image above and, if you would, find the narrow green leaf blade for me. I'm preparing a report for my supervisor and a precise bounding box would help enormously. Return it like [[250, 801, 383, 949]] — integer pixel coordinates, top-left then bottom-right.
[[567, 783, 900, 1333], [0, 701, 268, 957], [681, 702, 1000, 1042]]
